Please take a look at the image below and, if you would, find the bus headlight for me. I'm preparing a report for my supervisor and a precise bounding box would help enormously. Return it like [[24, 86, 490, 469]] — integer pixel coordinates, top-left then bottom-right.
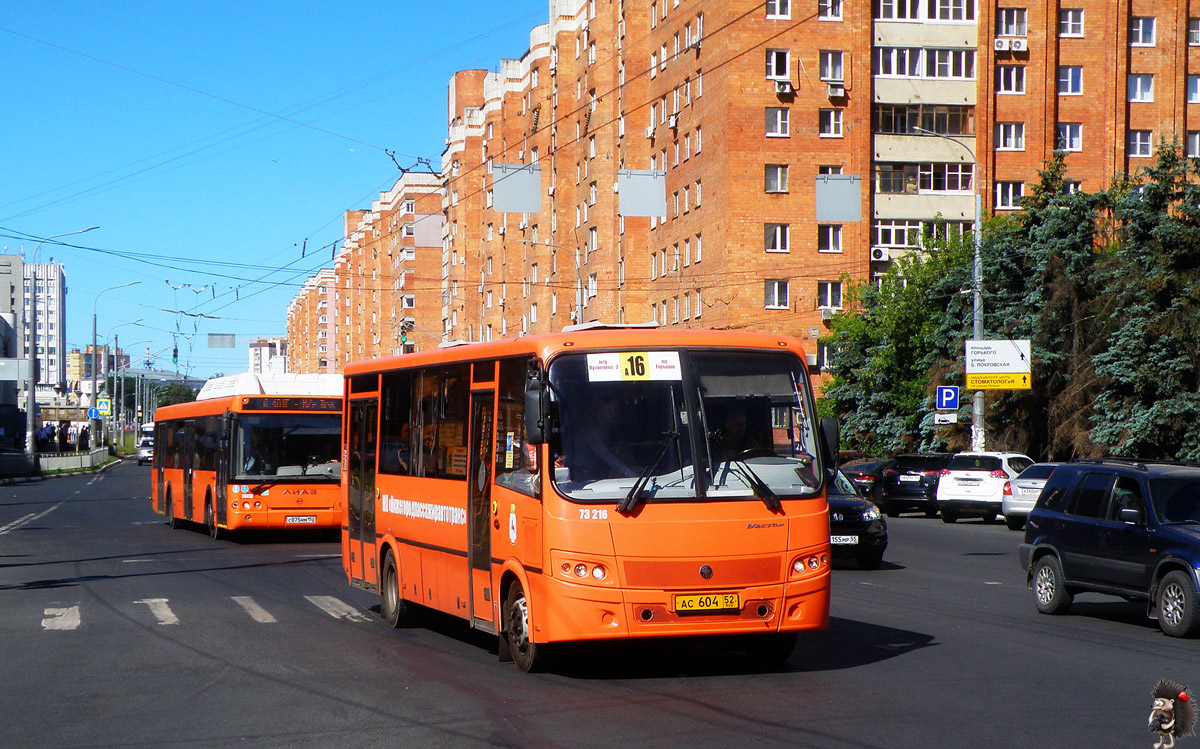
[[591, 565, 607, 580], [574, 564, 588, 578]]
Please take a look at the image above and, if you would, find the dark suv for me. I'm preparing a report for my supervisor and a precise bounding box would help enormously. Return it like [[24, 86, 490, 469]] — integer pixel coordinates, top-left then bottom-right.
[[1019, 459, 1200, 637], [878, 453, 954, 517]]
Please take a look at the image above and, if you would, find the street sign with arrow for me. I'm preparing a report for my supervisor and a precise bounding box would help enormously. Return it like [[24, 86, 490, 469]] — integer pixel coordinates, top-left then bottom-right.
[[965, 340, 1032, 390]]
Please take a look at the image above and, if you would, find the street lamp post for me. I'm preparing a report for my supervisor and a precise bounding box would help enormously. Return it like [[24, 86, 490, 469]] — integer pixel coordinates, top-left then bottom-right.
[[91, 281, 139, 447], [24, 226, 99, 458], [104, 323, 143, 447], [912, 126, 985, 451]]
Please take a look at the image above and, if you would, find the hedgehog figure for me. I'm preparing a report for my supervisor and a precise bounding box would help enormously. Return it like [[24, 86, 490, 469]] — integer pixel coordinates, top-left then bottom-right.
[[1149, 680, 1196, 749]]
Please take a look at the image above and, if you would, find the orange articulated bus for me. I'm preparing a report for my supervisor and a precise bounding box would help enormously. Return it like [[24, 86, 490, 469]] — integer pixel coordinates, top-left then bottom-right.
[[151, 373, 343, 539], [342, 326, 838, 671]]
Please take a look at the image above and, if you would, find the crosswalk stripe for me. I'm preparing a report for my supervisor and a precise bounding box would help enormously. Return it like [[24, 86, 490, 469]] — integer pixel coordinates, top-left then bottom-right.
[[135, 598, 180, 626], [305, 595, 370, 622], [42, 606, 81, 630], [232, 596, 277, 623]]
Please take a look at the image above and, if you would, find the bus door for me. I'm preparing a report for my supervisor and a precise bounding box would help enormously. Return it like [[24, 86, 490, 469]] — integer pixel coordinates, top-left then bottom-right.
[[154, 423, 166, 513], [347, 398, 379, 589], [182, 421, 196, 520], [216, 414, 232, 527], [468, 389, 496, 632]]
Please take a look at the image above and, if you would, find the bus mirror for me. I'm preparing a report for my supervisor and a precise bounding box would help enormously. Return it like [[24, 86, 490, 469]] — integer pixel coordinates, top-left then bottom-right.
[[524, 377, 547, 445], [819, 417, 839, 470]]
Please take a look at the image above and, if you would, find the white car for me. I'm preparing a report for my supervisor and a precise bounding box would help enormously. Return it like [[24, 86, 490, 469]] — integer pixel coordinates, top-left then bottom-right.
[[1001, 462, 1060, 531], [935, 452, 1034, 523], [137, 437, 154, 466]]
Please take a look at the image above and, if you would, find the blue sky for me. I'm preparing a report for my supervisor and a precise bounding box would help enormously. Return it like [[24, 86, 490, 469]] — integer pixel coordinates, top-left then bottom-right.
[[0, 0, 545, 379]]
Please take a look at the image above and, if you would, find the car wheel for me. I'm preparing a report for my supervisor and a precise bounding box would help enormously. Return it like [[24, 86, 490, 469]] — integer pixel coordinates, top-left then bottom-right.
[[884, 505, 900, 518], [381, 551, 415, 628], [923, 507, 939, 518], [1157, 571, 1200, 638], [857, 548, 884, 570], [1032, 555, 1073, 614], [982, 512, 997, 523], [505, 583, 548, 672], [941, 511, 957, 524], [1005, 515, 1025, 531]]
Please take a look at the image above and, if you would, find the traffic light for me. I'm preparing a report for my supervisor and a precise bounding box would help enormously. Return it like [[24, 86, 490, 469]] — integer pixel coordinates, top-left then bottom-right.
[[172, 345, 178, 364], [400, 320, 411, 345]]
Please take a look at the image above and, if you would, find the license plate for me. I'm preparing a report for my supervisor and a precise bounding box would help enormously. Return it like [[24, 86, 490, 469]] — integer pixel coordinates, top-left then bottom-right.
[[674, 593, 740, 613], [898, 475, 920, 482], [285, 515, 317, 524], [831, 535, 859, 545]]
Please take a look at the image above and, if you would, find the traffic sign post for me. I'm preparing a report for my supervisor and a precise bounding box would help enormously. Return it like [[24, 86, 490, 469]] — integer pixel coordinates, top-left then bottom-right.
[[97, 398, 112, 416], [965, 340, 1031, 391], [936, 386, 959, 410], [87, 408, 100, 420]]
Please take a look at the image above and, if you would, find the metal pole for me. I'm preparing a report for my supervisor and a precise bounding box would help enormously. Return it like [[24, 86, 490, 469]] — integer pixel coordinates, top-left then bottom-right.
[[24, 226, 98, 458], [90, 281, 139, 446]]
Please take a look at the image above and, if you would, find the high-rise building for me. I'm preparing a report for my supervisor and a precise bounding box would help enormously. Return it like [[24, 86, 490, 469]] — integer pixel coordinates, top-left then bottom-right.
[[248, 337, 287, 375], [0, 255, 24, 406], [23, 262, 66, 403]]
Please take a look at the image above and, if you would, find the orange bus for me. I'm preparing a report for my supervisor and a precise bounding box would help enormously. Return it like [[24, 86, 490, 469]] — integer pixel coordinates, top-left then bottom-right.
[[152, 373, 343, 539], [341, 326, 838, 671]]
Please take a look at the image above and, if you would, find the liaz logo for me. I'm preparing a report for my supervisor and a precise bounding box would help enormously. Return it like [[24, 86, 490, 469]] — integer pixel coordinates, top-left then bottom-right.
[[282, 489, 317, 496]]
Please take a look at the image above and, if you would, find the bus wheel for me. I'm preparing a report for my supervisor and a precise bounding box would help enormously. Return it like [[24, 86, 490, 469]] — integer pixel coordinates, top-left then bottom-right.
[[504, 583, 547, 673], [165, 490, 178, 530], [381, 551, 414, 628], [205, 500, 221, 541]]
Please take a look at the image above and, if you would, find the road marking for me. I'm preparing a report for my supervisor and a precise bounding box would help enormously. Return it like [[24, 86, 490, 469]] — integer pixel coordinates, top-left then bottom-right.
[[985, 581, 1003, 585], [42, 606, 81, 631], [123, 559, 153, 563], [0, 503, 61, 536], [305, 596, 370, 622], [135, 598, 180, 626], [232, 596, 277, 623]]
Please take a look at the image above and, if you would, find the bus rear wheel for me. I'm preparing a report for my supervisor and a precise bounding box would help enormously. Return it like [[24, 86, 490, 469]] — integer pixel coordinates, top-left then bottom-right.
[[381, 552, 415, 628], [165, 491, 178, 530], [205, 500, 221, 541], [504, 583, 547, 673]]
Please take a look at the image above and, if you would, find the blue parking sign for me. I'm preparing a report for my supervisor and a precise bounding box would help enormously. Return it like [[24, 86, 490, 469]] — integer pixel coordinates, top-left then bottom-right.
[[936, 386, 959, 410]]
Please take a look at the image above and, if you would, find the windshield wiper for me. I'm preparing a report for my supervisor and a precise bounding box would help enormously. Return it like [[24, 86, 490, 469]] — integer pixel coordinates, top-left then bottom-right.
[[723, 457, 782, 512], [618, 429, 679, 515]]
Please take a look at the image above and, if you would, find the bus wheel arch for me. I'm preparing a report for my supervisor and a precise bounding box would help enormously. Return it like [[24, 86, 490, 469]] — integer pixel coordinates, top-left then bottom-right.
[[380, 546, 415, 628], [500, 569, 547, 672]]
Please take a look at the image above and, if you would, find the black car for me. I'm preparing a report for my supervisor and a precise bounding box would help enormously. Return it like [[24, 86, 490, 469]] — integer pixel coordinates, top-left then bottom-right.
[[879, 453, 954, 517], [841, 459, 888, 501], [828, 470, 888, 569], [1020, 459, 1200, 637]]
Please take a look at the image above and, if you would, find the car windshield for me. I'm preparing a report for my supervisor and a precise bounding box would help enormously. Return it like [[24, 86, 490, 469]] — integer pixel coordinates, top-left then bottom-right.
[[947, 455, 1002, 472], [548, 350, 822, 503], [894, 455, 947, 472], [1017, 464, 1056, 480], [236, 413, 341, 481], [139, 438, 153, 448], [1150, 477, 1200, 523]]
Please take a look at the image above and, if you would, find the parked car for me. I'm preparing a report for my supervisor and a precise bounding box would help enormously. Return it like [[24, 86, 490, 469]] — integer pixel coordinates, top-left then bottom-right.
[[841, 459, 888, 501], [1020, 458, 1200, 638], [137, 437, 154, 466], [1002, 462, 1061, 531], [838, 450, 873, 466], [935, 452, 1034, 523], [827, 470, 888, 570], [879, 453, 955, 517]]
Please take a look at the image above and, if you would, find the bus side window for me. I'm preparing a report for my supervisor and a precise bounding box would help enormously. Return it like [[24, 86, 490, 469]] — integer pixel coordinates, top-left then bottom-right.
[[495, 357, 540, 498], [379, 371, 413, 476], [438, 365, 470, 480]]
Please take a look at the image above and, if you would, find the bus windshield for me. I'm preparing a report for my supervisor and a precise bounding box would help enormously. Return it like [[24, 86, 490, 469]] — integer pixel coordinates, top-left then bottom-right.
[[549, 350, 822, 504], [236, 413, 341, 481]]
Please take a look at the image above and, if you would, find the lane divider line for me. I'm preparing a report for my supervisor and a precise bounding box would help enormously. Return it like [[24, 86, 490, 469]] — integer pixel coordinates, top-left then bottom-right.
[[232, 596, 277, 623], [305, 596, 370, 622], [0, 503, 61, 536], [135, 598, 180, 626]]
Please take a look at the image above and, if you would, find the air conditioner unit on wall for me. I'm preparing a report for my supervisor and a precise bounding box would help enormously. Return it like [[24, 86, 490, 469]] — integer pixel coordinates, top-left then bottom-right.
[[820, 308, 834, 321], [774, 80, 794, 95], [1010, 38, 1028, 52], [826, 82, 845, 98], [871, 247, 891, 262], [668, 114, 679, 129], [645, 125, 655, 138], [993, 38, 1010, 51], [806, 353, 818, 367]]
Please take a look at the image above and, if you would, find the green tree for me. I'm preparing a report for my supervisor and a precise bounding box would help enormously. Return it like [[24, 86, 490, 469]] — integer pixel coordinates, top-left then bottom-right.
[[156, 383, 198, 408]]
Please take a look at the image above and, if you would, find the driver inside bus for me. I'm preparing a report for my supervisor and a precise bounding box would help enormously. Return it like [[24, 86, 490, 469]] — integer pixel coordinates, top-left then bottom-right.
[[570, 394, 633, 481], [243, 433, 272, 475], [716, 406, 763, 458]]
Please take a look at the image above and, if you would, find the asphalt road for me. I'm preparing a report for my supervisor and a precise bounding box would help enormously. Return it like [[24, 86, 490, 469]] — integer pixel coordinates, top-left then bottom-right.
[[1, 462, 1194, 747]]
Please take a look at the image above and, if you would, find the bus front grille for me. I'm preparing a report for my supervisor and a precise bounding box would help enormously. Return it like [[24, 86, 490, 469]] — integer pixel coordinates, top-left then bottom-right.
[[621, 556, 781, 589]]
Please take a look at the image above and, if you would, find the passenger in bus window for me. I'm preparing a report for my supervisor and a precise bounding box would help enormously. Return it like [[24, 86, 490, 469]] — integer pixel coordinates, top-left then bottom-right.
[[573, 395, 633, 481], [244, 434, 271, 474]]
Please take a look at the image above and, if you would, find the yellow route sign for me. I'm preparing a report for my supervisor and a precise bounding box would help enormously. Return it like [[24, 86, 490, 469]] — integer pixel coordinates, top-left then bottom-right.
[[966, 373, 1031, 390]]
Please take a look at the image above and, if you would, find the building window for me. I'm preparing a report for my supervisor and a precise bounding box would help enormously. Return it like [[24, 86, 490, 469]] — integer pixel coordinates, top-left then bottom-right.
[[1188, 132, 1200, 159], [818, 0, 841, 20], [874, 47, 922, 77], [1128, 74, 1154, 102], [1129, 130, 1153, 157], [996, 122, 1025, 151], [1189, 75, 1200, 103], [764, 280, 789, 309], [817, 281, 843, 309], [819, 165, 843, 174], [996, 8, 1026, 36], [765, 164, 789, 193], [765, 49, 789, 79], [997, 65, 1025, 93], [765, 0, 790, 19], [1058, 66, 1082, 95], [1056, 123, 1082, 152], [995, 181, 1024, 209], [1190, 18, 1200, 45], [818, 109, 843, 137], [926, 49, 975, 79], [818, 224, 842, 253], [1059, 9, 1083, 36], [819, 51, 844, 81], [929, 0, 974, 21], [765, 107, 789, 137], [1130, 17, 1156, 46], [765, 223, 790, 252], [877, 0, 918, 20], [875, 103, 974, 135]]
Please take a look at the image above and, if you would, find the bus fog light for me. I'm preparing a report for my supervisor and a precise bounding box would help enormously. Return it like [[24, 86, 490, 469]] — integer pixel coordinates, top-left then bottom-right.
[[254, 501, 262, 508], [820, 554, 829, 565], [232, 501, 239, 509], [591, 565, 606, 580], [561, 563, 571, 574], [574, 564, 588, 578], [245, 514, 252, 521]]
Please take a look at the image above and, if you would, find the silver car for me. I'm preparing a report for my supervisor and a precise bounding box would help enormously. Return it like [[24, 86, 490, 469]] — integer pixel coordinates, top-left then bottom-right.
[[137, 437, 154, 466], [1002, 462, 1059, 531]]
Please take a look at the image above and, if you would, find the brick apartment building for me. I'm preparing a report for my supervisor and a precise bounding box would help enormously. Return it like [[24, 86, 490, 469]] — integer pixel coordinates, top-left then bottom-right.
[[287, 0, 1200, 372]]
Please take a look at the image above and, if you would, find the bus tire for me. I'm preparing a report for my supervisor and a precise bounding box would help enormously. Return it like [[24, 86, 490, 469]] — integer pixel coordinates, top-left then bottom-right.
[[165, 489, 178, 530], [504, 583, 547, 673], [381, 551, 415, 628], [205, 500, 221, 541]]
